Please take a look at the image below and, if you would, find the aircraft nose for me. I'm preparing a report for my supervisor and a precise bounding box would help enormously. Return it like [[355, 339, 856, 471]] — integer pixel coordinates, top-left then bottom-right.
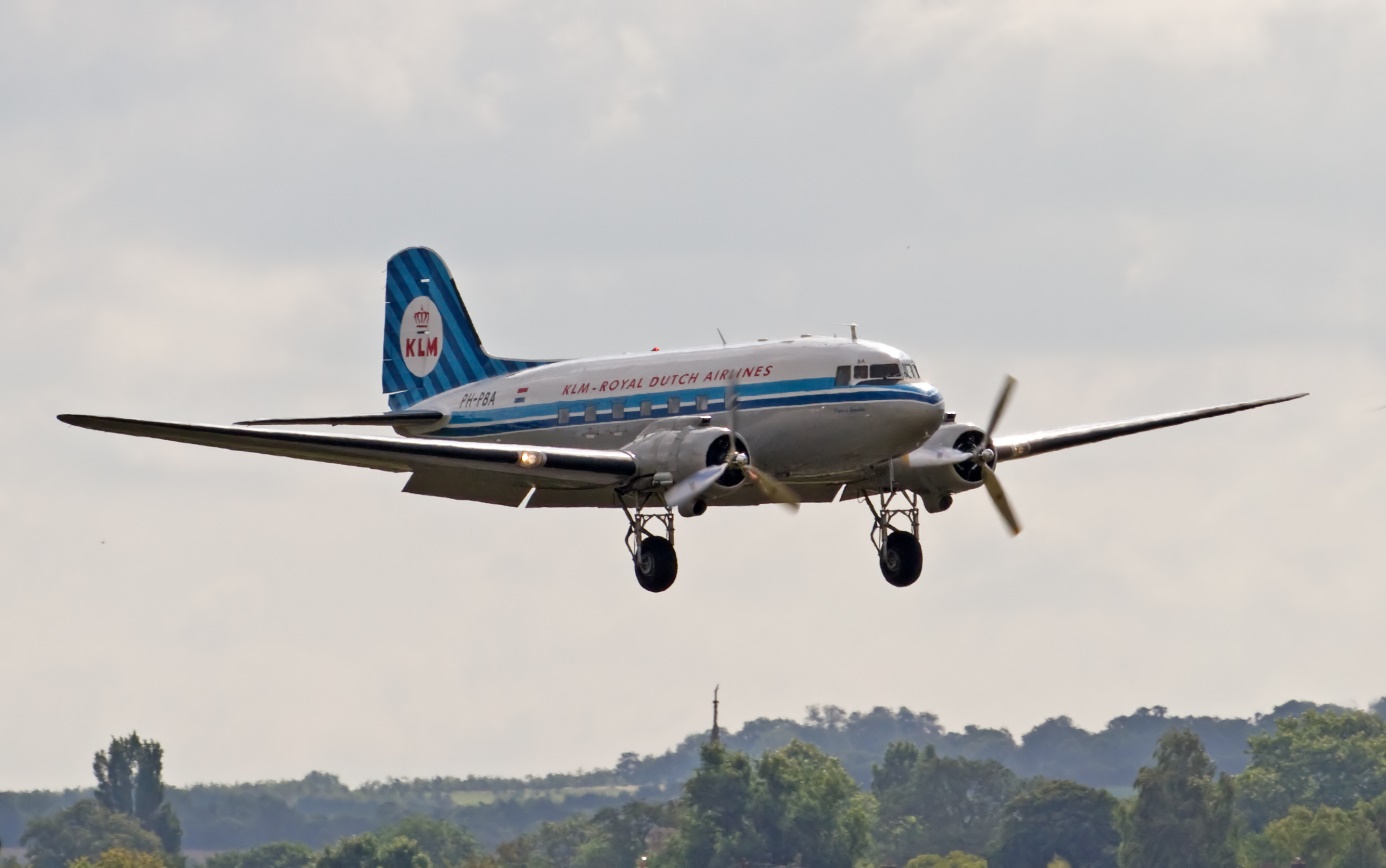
[[910, 382, 946, 430]]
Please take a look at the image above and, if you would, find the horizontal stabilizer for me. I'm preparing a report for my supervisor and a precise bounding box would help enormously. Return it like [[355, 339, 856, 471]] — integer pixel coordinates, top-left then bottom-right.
[[234, 411, 447, 428]]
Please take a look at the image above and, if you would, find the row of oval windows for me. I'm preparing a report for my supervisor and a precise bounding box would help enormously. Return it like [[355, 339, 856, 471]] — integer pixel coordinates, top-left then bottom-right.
[[553, 362, 919, 424]]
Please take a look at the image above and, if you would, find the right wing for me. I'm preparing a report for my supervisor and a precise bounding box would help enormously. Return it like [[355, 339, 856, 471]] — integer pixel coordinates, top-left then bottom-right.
[[58, 415, 638, 502], [992, 393, 1307, 461]]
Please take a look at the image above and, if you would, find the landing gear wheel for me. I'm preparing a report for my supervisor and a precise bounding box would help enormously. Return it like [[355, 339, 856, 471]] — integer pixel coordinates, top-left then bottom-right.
[[879, 531, 923, 588], [634, 536, 679, 593]]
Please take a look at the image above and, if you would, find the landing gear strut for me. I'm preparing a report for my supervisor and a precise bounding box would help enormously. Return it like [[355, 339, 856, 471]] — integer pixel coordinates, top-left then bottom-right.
[[621, 495, 679, 593], [865, 489, 923, 587]]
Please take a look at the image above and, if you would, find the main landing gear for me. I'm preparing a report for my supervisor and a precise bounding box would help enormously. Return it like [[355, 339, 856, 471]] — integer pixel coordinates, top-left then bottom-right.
[[865, 489, 923, 587], [621, 495, 679, 593]]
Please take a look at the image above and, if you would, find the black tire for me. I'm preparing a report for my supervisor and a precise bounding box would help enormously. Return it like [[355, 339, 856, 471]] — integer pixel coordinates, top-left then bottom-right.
[[634, 536, 678, 593], [879, 531, 923, 588]]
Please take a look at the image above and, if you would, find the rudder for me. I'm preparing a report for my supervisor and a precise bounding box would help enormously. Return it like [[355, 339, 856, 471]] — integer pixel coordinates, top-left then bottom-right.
[[381, 247, 551, 409]]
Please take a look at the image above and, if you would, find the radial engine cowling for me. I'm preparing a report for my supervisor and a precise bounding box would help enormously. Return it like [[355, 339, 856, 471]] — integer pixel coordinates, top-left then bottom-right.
[[624, 423, 748, 494], [893, 422, 993, 513]]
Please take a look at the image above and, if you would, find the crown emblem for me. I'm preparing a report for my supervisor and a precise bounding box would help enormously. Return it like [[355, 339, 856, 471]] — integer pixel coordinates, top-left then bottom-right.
[[413, 309, 432, 328]]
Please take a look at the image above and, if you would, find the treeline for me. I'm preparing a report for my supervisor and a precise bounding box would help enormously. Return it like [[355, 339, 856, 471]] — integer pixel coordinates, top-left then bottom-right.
[[12, 707, 1386, 867], [4, 698, 1384, 854]]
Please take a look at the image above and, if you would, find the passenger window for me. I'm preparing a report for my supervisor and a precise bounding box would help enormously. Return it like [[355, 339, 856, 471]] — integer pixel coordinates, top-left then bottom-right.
[[557, 408, 570, 424], [640, 400, 652, 417], [584, 406, 596, 423], [854, 365, 869, 379], [696, 395, 708, 412], [835, 366, 850, 387], [869, 363, 902, 380], [667, 397, 681, 415], [612, 400, 625, 421]]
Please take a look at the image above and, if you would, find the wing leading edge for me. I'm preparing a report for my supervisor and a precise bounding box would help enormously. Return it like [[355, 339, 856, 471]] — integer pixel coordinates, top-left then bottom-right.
[[57, 415, 637, 488], [992, 393, 1307, 462]]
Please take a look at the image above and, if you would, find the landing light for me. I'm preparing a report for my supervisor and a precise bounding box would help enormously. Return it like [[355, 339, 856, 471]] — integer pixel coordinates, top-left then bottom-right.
[[518, 450, 545, 468]]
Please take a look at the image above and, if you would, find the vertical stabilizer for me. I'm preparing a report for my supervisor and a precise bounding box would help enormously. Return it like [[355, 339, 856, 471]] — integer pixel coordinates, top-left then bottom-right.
[[382, 247, 553, 409]]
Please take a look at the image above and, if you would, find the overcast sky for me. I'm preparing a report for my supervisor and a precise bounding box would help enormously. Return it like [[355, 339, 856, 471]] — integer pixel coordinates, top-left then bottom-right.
[[2, 0, 1383, 791]]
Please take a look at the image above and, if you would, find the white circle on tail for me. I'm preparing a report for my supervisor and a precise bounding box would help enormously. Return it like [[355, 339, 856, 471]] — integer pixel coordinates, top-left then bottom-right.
[[400, 297, 445, 378]]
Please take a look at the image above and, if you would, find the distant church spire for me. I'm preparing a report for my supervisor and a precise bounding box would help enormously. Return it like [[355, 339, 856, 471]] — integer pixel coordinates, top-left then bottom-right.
[[711, 685, 721, 745]]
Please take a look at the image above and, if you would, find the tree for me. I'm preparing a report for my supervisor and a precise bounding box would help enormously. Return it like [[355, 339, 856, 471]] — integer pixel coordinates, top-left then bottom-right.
[[1238, 710, 1386, 830], [905, 853, 988, 867], [670, 740, 870, 868], [69, 849, 169, 868], [20, 801, 164, 868], [1117, 730, 1234, 868], [94, 733, 182, 853], [873, 742, 1022, 863], [990, 780, 1119, 868], [204, 842, 316, 868], [1372, 699, 1386, 721], [748, 740, 872, 868], [1240, 805, 1386, 868], [315, 835, 430, 868], [375, 817, 478, 868], [675, 742, 763, 868]]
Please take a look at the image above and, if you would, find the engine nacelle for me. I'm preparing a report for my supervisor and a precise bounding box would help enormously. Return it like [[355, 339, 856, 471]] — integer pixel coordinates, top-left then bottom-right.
[[624, 421, 748, 495], [892, 422, 993, 513]]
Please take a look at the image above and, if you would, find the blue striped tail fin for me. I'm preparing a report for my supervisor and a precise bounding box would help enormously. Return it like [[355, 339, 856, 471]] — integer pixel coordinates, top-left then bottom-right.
[[382, 247, 554, 410]]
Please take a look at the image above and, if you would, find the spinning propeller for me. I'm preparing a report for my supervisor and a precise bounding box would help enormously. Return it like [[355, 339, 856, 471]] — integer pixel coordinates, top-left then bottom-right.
[[907, 375, 1023, 536], [664, 376, 801, 513]]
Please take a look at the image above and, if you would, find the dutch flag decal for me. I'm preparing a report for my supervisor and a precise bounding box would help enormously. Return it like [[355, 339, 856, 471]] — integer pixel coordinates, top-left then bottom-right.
[[514, 387, 529, 404]]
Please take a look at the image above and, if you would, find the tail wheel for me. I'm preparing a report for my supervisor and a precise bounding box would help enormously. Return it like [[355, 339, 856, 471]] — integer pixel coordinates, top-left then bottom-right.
[[880, 531, 923, 588], [634, 536, 678, 593]]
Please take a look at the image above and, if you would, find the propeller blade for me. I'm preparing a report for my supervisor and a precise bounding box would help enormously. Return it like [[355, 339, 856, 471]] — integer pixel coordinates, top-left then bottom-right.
[[724, 372, 740, 440], [979, 463, 1022, 536], [983, 375, 1017, 444], [745, 465, 801, 512], [908, 447, 974, 467], [664, 463, 728, 509]]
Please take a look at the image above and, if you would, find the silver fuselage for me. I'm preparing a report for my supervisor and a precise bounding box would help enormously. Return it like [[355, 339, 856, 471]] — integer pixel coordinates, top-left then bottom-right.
[[409, 337, 946, 482]]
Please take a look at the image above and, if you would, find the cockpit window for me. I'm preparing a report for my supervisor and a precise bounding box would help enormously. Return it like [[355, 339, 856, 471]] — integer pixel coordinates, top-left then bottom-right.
[[869, 363, 902, 380], [902, 361, 919, 379]]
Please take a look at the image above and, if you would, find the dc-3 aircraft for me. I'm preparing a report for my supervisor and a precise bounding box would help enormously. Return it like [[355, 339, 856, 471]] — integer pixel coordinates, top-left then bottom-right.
[[61, 247, 1306, 593]]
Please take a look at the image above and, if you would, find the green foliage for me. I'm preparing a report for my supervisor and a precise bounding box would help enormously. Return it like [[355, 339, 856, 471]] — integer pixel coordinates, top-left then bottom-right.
[[670, 740, 870, 868], [1117, 730, 1234, 868], [1238, 710, 1386, 830], [19, 800, 164, 868], [1240, 804, 1386, 868], [990, 779, 1119, 868], [204, 841, 316, 868], [480, 800, 679, 868], [374, 817, 479, 868], [69, 848, 169, 868], [905, 852, 989, 867], [314, 835, 430, 868], [873, 742, 1021, 863], [93, 734, 182, 854]]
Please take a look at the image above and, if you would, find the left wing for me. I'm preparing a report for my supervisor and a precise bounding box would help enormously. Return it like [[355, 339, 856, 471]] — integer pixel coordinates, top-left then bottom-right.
[[57, 415, 638, 494], [993, 393, 1307, 461]]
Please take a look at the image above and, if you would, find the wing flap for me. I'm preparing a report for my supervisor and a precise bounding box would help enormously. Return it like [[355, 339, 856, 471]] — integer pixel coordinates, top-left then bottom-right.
[[993, 393, 1307, 461], [58, 415, 637, 486]]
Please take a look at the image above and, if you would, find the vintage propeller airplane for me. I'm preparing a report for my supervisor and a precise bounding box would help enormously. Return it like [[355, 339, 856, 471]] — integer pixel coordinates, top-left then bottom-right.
[[61, 247, 1305, 592]]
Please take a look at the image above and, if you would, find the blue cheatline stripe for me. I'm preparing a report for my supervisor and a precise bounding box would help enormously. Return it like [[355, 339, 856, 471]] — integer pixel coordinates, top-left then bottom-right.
[[421, 380, 942, 437]]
